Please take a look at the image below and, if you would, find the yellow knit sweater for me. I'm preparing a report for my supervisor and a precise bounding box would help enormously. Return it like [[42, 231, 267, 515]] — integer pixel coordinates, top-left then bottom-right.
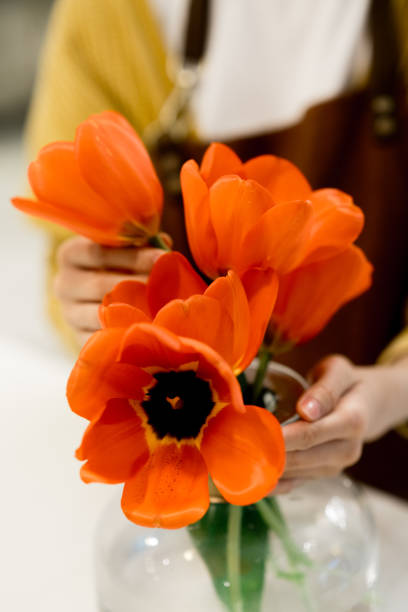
[[24, 0, 408, 365]]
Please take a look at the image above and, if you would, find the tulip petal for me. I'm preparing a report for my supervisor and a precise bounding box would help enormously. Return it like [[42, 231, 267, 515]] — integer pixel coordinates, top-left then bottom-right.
[[67, 328, 122, 419], [240, 268, 279, 370], [76, 398, 149, 483], [99, 303, 151, 329], [76, 113, 162, 233], [209, 176, 274, 274], [147, 252, 207, 316], [254, 406, 286, 476], [11, 196, 122, 246], [180, 160, 218, 278], [205, 271, 251, 372], [242, 200, 313, 274], [28, 142, 112, 221], [243, 155, 311, 201], [301, 189, 365, 264], [121, 443, 209, 528], [102, 279, 150, 316], [119, 323, 202, 369], [271, 245, 373, 344], [200, 142, 243, 186], [153, 296, 236, 367], [67, 328, 152, 420], [201, 404, 285, 505]]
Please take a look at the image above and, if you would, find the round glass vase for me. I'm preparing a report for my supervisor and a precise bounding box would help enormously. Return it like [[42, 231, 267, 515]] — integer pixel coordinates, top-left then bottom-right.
[[94, 362, 378, 612]]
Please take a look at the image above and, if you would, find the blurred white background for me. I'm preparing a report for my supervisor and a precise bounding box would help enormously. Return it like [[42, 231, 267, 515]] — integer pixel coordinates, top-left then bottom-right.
[[0, 110, 114, 612], [0, 2, 111, 610]]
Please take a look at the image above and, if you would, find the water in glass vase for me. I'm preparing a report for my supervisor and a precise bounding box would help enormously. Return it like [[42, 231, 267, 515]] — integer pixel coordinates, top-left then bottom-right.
[[95, 476, 377, 612]]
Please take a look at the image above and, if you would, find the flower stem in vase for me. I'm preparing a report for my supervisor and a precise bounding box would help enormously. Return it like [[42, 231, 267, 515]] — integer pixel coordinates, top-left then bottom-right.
[[260, 498, 311, 567], [257, 498, 316, 611], [227, 504, 243, 612]]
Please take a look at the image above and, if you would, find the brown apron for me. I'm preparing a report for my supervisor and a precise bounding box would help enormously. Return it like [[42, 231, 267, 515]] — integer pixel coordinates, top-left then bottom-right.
[[153, 0, 408, 498]]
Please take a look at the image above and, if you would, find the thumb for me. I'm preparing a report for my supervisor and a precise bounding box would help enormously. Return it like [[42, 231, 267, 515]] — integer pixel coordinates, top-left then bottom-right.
[[297, 355, 356, 421]]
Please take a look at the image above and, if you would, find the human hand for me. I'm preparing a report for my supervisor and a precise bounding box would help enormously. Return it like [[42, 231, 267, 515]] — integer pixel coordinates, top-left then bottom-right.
[[54, 235, 170, 346], [276, 354, 408, 493]]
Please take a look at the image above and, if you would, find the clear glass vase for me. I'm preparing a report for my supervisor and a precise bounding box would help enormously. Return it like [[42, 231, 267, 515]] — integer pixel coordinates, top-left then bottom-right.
[[94, 363, 378, 612]]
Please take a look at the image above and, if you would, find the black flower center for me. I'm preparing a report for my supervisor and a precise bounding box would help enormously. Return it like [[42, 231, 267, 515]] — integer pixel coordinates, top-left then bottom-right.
[[142, 370, 215, 440]]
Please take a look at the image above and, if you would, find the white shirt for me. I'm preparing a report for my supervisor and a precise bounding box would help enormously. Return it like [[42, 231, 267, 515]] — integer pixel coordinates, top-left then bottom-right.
[[150, 0, 371, 139]]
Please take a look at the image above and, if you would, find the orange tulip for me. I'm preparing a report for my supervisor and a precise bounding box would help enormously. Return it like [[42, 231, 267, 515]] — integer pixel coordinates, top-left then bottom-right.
[[99, 251, 278, 375], [181, 142, 372, 348], [67, 268, 285, 529], [269, 245, 373, 346], [180, 143, 365, 278], [12, 111, 163, 246]]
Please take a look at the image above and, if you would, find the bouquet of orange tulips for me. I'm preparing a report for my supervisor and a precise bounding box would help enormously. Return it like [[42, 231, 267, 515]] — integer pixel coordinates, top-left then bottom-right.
[[12, 111, 372, 611]]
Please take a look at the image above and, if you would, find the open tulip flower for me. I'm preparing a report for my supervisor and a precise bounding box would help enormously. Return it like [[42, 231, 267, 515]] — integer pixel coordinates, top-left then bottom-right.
[[12, 111, 163, 246], [180, 142, 365, 279], [67, 256, 285, 528]]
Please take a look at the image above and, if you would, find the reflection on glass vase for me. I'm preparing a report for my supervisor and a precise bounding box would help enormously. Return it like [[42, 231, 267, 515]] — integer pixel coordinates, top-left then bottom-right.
[[94, 362, 378, 612]]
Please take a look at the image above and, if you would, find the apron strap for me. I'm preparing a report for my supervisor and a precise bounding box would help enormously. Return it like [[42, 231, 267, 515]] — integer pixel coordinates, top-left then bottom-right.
[[183, 0, 211, 64], [369, 0, 401, 139], [143, 0, 210, 147]]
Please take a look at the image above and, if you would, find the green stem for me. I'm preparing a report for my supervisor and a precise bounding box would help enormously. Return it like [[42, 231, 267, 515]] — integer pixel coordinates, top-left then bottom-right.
[[256, 499, 310, 568], [149, 234, 172, 251], [227, 505, 243, 612], [252, 346, 272, 404], [265, 497, 286, 530], [256, 498, 283, 533], [257, 498, 316, 611]]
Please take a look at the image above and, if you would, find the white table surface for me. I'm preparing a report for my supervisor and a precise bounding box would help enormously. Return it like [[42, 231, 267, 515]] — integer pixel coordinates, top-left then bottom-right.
[[1, 131, 407, 612]]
